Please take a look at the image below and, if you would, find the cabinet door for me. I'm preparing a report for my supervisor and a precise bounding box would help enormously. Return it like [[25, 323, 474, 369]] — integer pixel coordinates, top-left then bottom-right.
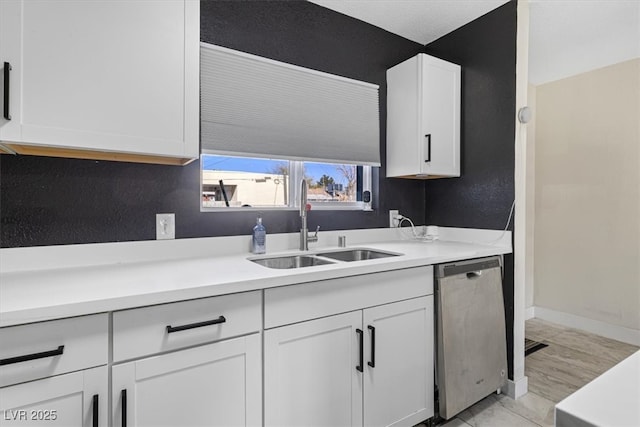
[[0, 366, 107, 427], [363, 296, 434, 427], [0, 0, 198, 161], [112, 334, 261, 427], [264, 311, 363, 427], [386, 54, 460, 178], [420, 57, 461, 176]]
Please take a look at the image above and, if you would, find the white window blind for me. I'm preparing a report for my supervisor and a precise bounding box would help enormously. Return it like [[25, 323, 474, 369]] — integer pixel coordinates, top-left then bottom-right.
[[200, 43, 380, 166]]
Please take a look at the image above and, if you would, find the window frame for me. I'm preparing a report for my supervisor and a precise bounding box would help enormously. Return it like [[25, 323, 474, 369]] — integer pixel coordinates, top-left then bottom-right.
[[200, 155, 373, 212]]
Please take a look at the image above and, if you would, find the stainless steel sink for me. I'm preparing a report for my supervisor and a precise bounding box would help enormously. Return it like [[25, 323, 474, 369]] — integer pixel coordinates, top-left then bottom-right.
[[249, 248, 402, 269], [316, 249, 401, 262], [250, 255, 335, 269]]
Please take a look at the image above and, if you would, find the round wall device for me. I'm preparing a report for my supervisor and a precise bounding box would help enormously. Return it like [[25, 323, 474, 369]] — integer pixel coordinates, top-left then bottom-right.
[[518, 106, 532, 124]]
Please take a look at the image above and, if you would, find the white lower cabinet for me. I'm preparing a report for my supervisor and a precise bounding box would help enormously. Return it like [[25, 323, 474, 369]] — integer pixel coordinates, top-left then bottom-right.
[[0, 314, 109, 427], [1, 267, 436, 427], [264, 295, 433, 427], [363, 297, 434, 427], [264, 311, 364, 427], [112, 333, 261, 427], [0, 366, 108, 427]]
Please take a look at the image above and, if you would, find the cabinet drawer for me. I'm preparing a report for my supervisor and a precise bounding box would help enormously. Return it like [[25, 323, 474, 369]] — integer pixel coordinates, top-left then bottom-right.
[[265, 266, 433, 329], [0, 313, 108, 387], [113, 291, 262, 362]]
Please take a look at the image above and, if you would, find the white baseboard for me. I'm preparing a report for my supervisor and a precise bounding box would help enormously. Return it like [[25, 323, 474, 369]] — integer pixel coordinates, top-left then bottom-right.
[[533, 306, 640, 347], [505, 376, 528, 400], [525, 306, 535, 320]]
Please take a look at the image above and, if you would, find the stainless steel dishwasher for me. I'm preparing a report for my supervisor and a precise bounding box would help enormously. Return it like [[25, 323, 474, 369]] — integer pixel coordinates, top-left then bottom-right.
[[435, 256, 507, 420]]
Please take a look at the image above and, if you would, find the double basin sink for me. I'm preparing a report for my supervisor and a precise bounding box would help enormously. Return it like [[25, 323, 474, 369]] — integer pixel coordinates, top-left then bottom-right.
[[249, 248, 401, 269]]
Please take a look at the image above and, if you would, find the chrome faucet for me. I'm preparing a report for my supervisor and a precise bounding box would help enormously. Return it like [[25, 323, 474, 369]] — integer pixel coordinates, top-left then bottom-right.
[[300, 179, 319, 251]]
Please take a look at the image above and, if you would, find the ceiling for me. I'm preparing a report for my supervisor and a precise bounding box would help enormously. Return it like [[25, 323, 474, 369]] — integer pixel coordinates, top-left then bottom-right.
[[529, 0, 640, 85], [309, 0, 640, 85], [309, 0, 509, 46]]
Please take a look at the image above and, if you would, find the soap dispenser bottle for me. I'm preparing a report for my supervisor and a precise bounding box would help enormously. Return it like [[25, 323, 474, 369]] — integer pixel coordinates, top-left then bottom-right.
[[252, 216, 266, 254]]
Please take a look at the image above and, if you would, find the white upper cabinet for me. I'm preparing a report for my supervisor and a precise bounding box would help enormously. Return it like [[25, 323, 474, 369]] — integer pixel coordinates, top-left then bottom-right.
[[0, 0, 199, 165], [386, 53, 461, 178]]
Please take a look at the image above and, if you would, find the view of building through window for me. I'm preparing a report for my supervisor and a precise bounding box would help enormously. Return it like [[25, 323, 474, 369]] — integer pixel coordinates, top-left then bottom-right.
[[202, 156, 289, 208], [201, 155, 364, 209]]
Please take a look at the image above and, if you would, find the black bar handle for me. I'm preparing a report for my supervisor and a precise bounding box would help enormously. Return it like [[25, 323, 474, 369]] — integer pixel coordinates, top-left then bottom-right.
[[3, 62, 11, 120], [121, 389, 127, 427], [166, 315, 226, 333], [424, 134, 431, 162], [356, 328, 363, 372], [367, 325, 375, 368], [92, 394, 99, 427], [0, 345, 64, 366]]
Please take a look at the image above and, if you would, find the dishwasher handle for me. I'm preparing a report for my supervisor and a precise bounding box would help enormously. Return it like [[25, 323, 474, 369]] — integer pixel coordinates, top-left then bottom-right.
[[437, 256, 501, 278], [466, 271, 482, 279]]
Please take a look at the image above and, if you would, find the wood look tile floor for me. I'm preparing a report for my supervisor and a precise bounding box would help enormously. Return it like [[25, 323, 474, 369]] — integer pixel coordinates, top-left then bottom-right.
[[418, 318, 639, 427]]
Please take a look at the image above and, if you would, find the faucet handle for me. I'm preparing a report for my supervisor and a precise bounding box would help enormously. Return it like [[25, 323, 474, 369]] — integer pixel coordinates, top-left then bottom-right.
[[307, 225, 320, 243]]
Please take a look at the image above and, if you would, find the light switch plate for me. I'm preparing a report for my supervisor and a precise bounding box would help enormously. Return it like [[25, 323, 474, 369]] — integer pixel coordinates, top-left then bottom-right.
[[156, 213, 175, 240]]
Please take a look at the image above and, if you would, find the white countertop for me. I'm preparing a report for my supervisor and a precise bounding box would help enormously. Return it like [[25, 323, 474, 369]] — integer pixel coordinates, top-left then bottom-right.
[[555, 350, 640, 427], [0, 227, 511, 327]]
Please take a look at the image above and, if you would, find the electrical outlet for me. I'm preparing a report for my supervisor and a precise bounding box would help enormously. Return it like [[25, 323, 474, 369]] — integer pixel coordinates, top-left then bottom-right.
[[156, 213, 175, 240], [389, 210, 399, 228]]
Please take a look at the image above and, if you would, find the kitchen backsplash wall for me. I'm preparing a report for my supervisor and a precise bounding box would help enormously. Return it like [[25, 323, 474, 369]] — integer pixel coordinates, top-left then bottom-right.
[[424, 1, 518, 379], [0, 0, 426, 248]]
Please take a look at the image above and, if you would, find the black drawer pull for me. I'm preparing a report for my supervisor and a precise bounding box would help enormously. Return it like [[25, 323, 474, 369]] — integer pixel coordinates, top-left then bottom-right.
[[367, 325, 375, 368], [92, 394, 99, 427], [0, 345, 64, 366], [424, 134, 431, 162], [356, 328, 363, 372], [3, 62, 11, 121], [166, 316, 226, 333], [121, 389, 127, 427]]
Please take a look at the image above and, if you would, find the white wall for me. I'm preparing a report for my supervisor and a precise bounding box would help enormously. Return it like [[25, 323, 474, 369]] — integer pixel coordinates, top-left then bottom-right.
[[533, 58, 640, 335]]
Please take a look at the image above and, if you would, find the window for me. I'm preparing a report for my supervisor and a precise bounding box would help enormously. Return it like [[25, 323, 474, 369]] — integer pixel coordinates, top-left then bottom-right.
[[200, 45, 380, 211], [201, 155, 372, 210], [202, 156, 290, 208]]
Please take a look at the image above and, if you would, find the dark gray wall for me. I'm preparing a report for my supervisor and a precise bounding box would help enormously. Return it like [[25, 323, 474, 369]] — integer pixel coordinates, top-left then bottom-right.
[[424, 1, 518, 378], [0, 0, 426, 248], [0, 0, 519, 389]]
